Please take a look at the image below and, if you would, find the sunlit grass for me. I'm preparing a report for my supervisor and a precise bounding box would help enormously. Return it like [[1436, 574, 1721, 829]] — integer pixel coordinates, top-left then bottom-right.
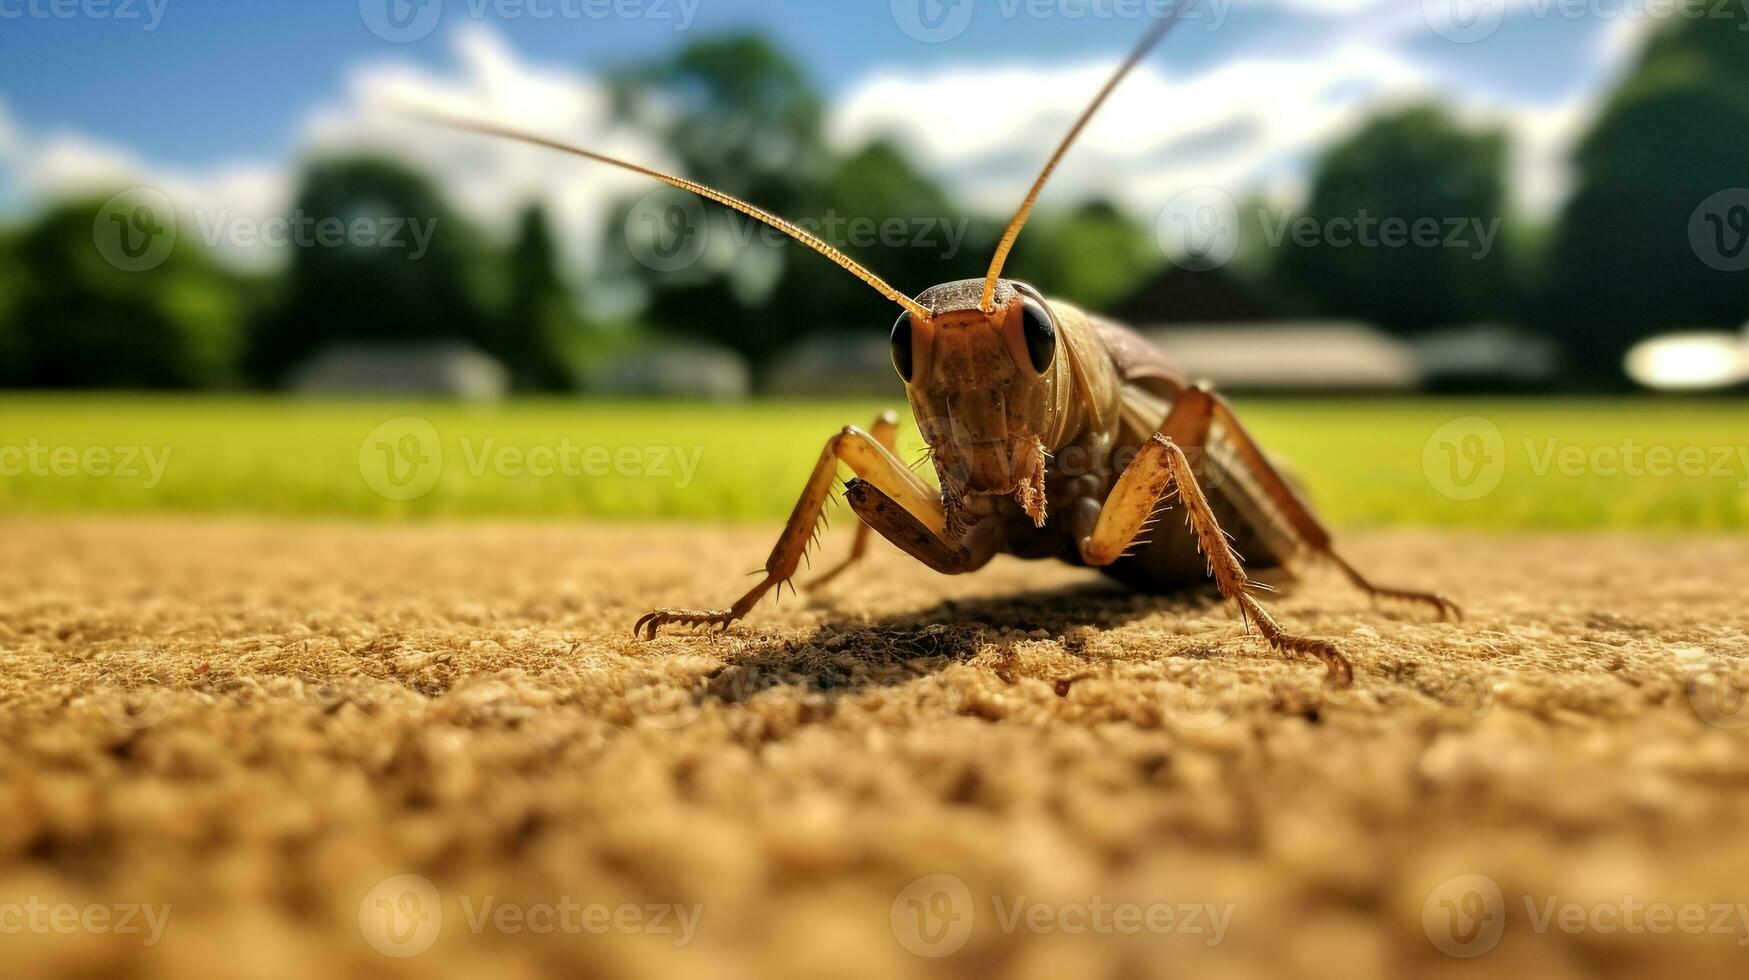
[[1, 394, 1745, 529]]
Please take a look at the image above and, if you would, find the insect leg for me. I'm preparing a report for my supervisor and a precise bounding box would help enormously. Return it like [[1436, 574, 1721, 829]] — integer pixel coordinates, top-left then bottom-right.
[[841, 478, 1002, 575], [635, 423, 946, 639], [808, 410, 900, 589], [1077, 401, 1352, 686], [1199, 390, 1460, 620]]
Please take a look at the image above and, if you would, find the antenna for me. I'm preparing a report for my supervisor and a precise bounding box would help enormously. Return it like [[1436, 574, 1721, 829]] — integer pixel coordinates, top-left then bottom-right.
[[404, 108, 933, 321], [978, 2, 1199, 313]]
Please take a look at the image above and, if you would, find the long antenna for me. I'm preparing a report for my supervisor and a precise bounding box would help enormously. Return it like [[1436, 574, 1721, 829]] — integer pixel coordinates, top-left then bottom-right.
[[977, 2, 1199, 313], [404, 108, 933, 321]]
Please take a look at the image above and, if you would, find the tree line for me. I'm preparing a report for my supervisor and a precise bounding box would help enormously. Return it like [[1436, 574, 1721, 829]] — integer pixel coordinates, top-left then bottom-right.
[[1, 6, 1745, 391]]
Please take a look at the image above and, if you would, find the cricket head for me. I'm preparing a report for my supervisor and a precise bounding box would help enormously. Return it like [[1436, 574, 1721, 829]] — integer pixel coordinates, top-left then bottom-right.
[[892, 278, 1060, 525]]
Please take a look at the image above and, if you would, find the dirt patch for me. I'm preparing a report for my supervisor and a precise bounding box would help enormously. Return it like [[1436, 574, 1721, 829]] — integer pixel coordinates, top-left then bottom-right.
[[3, 518, 1749, 979]]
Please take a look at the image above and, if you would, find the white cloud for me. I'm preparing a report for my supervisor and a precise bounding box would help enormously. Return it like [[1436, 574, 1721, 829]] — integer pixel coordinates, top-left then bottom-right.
[[0, 27, 664, 279], [830, 37, 1598, 223]]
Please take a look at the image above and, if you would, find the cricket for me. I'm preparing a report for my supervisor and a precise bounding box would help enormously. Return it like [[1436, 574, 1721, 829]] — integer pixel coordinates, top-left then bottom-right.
[[416, 10, 1458, 687]]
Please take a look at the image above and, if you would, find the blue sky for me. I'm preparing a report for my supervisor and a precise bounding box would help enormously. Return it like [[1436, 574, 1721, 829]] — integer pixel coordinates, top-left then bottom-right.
[[2, 0, 1627, 168]]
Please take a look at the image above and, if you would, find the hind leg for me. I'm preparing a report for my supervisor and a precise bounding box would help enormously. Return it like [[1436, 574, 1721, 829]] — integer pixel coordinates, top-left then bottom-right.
[[1077, 392, 1353, 686], [1195, 388, 1460, 620]]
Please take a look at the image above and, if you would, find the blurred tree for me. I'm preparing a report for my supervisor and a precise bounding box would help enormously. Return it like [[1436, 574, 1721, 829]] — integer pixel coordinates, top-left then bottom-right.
[[248, 157, 498, 385], [767, 138, 984, 342], [1543, 2, 1749, 387], [1274, 105, 1515, 336], [1004, 200, 1161, 310], [503, 204, 582, 391], [604, 35, 838, 366], [7, 197, 242, 388], [0, 229, 23, 386]]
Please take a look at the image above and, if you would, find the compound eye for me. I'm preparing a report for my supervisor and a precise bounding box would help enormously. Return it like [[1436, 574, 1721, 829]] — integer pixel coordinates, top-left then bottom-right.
[[890, 312, 915, 382], [1020, 297, 1057, 373]]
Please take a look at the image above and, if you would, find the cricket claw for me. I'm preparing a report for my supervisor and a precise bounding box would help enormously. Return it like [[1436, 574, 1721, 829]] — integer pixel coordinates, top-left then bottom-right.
[[635, 608, 739, 640], [1374, 588, 1463, 622]]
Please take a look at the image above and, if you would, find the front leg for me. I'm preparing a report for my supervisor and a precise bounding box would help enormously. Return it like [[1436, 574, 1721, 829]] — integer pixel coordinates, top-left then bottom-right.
[[636, 424, 948, 639], [1076, 431, 1354, 687]]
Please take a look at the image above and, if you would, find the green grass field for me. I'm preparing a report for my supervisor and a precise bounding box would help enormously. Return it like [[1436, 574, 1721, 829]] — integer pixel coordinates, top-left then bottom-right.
[[1, 395, 1746, 529]]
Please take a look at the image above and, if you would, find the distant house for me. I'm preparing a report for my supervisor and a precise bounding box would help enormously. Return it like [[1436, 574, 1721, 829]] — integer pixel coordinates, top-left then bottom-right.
[[1413, 325, 1561, 392], [1148, 323, 1423, 393], [1113, 268, 1418, 392], [290, 342, 510, 400], [583, 340, 750, 401], [766, 333, 894, 398]]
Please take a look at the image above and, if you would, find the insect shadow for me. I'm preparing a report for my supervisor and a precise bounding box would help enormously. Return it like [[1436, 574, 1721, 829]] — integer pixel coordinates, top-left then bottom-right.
[[689, 581, 1234, 710]]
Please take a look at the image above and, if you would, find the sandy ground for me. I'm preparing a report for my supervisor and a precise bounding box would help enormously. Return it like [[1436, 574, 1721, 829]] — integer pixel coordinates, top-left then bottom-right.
[[3, 518, 1749, 979]]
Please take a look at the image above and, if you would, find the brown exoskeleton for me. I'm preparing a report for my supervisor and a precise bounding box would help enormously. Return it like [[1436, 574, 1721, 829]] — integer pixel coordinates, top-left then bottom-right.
[[416, 9, 1456, 686]]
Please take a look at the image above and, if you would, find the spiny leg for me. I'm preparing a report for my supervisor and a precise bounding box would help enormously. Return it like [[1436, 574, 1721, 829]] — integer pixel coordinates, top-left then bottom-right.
[[635, 423, 949, 639], [1078, 404, 1352, 686], [1197, 389, 1460, 620], [808, 410, 900, 589]]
